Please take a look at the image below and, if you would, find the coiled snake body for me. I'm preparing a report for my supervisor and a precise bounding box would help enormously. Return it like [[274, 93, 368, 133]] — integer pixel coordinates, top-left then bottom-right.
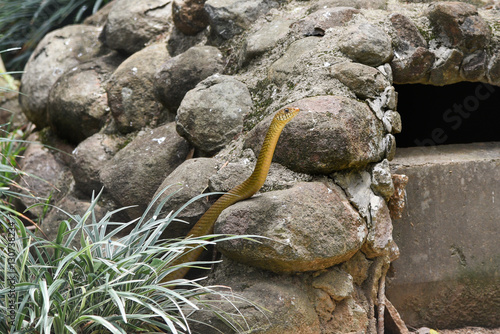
[[164, 107, 300, 282]]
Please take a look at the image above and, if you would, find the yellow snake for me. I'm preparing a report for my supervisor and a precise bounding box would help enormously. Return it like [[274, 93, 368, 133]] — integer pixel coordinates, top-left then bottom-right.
[[163, 107, 300, 282]]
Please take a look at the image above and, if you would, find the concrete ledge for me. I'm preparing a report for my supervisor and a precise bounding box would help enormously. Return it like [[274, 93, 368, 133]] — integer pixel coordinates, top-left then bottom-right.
[[387, 142, 500, 329]]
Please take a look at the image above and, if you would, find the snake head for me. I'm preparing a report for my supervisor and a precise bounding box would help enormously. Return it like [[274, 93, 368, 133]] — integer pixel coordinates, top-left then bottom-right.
[[275, 107, 300, 123]]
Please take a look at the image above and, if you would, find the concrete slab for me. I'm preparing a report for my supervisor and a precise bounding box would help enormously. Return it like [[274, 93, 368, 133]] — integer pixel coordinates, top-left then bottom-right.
[[387, 142, 500, 329]]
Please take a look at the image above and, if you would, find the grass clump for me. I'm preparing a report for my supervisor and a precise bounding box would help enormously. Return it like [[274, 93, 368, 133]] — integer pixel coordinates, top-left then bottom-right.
[[0, 187, 254, 333]]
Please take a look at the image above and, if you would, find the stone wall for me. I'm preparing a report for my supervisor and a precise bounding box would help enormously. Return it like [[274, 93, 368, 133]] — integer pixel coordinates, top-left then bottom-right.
[[2, 0, 499, 332], [388, 143, 500, 329]]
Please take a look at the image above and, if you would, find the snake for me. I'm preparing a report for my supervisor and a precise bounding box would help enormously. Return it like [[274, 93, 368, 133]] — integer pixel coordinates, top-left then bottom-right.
[[163, 107, 300, 283]]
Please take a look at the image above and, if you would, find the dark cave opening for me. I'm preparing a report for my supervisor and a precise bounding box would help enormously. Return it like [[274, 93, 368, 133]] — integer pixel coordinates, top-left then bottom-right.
[[394, 82, 500, 148]]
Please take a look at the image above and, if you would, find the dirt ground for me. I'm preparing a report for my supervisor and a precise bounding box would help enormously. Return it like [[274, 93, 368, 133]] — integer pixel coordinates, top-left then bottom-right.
[[414, 327, 500, 334], [440, 329, 500, 334]]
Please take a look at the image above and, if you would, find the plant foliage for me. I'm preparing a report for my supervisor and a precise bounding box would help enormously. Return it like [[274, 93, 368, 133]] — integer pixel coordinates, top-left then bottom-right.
[[0, 187, 256, 333], [0, 0, 110, 75]]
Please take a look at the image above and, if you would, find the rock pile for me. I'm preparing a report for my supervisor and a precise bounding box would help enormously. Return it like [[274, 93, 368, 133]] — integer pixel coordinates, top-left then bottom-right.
[[5, 0, 499, 332]]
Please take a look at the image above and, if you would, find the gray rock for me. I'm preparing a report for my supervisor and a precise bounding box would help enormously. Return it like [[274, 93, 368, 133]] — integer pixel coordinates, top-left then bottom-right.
[[367, 96, 384, 120], [0, 95, 28, 130], [293, 7, 359, 37], [389, 13, 427, 53], [313, 289, 336, 324], [215, 182, 367, 273], [333, 169, 374, 223], [390, 46, 435, 84], [40, 196, 107, 249], [309, 0, 386, 10], [261, 163, 314, 192], [103, 0, 172, 54], [371, 159, 395, 201], [339, 23, 393, 67], [18, 133, 73, 218], [429, 47, 463, 85], [377, 63, 394, 84], [47, 55, 120, 143], [240, 19, 293, 64], [190, 259, 321, 334], [384, 133, 396, 161], [106, 43, 171, 134], [71, 133, 127, 197], [388, 174, 409, 220], [204, 0, 279, 40], [208, 149, 256, 191], [154, 46, 224, 112], [244, 96, 386, 174], [341, 251, 372, 285], [176, 74, 253, 155], [426, 2, 491, 53], [209, 149, 313, 193], [151, 157, 219, 237], [384, 86, 398, 110], [461, 50, 487, 82], [330, 62, 391, 99], [362, 195, 393, 258], [166, 24, 209, 57], [100, 122, 190, 219], [312, 267, 354, 301], [327, 297, 369, 333], [19, 25, 108, 129], [487, 52, 500, 85], [172, 0, 209, 35], [268, 36, 321, 83], [383, 110, 402, 134], [367, 86, 398, 121], [83, 0, 115, 26]]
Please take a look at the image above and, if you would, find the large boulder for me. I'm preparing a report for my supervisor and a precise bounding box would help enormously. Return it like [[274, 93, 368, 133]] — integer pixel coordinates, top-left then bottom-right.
[[106, 43, 171, 134], [17, 134, 73, 218], [189, 259, 322, 334], [215, 182, 367, 273], [391, 46, 435, 84], [267, 37, 321, 83], [244, 96, 387, 174], [292, 7, 359, 37], [426, 2, 491, 53], [71, 133, 127, 197], [204, 0, 280, 40], [19, 25, 109, 129], [209, 157, 313, 193], [176, 74, 253, 155], [190, 257, 373, 333], [240, 19, 293, 65], [152, 157, 219, 238], [154, 46, 225, 112], [103, 0, 172, 54], [47, 54, 123, 143], [339, 23, 393, 67], [389, 13, 427, 52], [330, 62, 391, 99], [100, 122, 190, 218]]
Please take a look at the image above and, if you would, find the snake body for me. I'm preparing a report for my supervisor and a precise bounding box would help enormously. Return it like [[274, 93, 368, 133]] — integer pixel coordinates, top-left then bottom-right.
[[164, 107, 300, 282]]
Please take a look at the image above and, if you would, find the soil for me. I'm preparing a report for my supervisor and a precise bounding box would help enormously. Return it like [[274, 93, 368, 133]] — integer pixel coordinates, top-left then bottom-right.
[[414, 327, 500, 334], [440, 329, 500, 334]]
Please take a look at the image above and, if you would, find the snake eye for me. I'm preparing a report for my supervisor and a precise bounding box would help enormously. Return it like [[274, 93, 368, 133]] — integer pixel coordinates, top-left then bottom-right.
[[284, 108, 290, 113]]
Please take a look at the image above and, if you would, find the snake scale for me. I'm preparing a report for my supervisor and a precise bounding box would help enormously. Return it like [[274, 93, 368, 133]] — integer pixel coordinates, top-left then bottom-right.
[[163, 107, 300, 283]]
